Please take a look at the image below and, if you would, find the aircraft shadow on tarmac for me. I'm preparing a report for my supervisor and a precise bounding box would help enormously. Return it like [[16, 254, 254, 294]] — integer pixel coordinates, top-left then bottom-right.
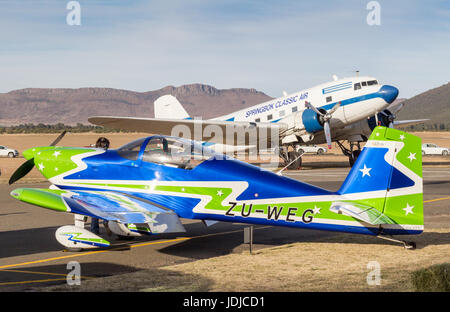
[[1, 221, 449, 261], [0, 262, 214, 292]]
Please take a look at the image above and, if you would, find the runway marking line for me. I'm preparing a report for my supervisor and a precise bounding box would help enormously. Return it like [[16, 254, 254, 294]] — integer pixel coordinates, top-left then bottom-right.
[[0, 226, 271, 286], [423, 196, 450, 203]]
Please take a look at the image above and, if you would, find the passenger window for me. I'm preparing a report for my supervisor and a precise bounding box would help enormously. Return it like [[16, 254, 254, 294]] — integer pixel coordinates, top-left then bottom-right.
[[279, 110, 285, 117], [326, 96, 332, 103], [267, 114, 273, 121], [361, 81, 367, 86], [367, 80, 378, 86], [255, 118, 260, 122], [354, 83, 361, 90], [292, 106, 298, 113]]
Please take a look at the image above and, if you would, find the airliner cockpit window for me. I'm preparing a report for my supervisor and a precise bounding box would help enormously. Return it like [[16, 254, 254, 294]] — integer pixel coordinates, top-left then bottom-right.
[[141, 136, 216, 169], [117, 137, 147, 161], [354, 83, 361, 90], [367, 80, 378, 86]]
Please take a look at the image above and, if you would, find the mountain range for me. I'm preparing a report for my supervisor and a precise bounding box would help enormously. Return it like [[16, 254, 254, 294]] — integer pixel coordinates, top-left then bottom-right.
[[0, 82, 448, 128]]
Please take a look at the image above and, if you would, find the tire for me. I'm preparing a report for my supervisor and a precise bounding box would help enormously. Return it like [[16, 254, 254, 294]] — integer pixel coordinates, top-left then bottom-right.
[[422, 150, 425, 156], [317, 149, 324, 155], [442, 150, 448, 156], [287, 151, 302, 170], [297, 148, 304, 154], [8, 152, 14, 158]]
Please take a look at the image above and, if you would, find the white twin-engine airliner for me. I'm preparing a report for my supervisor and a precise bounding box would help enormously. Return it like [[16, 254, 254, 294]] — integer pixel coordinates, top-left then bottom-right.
[[89, 75, 400, 169]]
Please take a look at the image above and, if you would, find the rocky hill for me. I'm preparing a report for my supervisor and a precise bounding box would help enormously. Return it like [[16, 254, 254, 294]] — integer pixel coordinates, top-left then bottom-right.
[[397, 82, 450, 130], [0, 84, 272, 126]]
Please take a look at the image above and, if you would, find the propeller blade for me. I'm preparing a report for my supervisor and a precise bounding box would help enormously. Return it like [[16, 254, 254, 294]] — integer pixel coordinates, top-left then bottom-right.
[[50, 130, 67, 146], [9, 158, 35, 185], [305, 101, 323, 116], [324, 121, 332, 149], [328, 101, 341, 115]]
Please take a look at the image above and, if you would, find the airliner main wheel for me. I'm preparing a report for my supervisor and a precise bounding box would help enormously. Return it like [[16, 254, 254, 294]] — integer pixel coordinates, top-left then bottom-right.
[[287, 151, 302, 170]]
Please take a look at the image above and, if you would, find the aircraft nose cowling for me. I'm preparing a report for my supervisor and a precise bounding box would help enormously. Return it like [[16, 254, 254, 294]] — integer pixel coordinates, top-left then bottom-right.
[[379, 85, 399, 104]]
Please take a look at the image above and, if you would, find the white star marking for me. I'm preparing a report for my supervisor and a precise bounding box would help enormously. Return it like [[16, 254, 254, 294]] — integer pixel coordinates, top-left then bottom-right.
[[38, 163, 45, 171], [217, 190, 223, 197], [399, 134, 405, 141], [359, 164, 372, 177], [376, 133, 380, 136], [52, 151, 61, 158], [312, 206, 321, 215], [54, 167, 58, 171], [181, 188, 185, 192], [403, 203, 414, 216], [407, 152, 416, 162]]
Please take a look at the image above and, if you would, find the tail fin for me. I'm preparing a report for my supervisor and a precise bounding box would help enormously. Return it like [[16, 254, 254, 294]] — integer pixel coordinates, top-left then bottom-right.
[[338, 126, 423, 234], [154, 95, 190, 119]]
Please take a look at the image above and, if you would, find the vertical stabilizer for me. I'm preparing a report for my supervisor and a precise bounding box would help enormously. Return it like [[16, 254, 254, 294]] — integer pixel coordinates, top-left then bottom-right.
[[338, 126, 423, 235], [154, 95, 190, 119]]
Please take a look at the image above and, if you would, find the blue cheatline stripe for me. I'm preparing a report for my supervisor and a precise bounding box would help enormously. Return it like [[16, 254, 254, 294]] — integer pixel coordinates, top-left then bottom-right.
[[226, 117, 235, 121], [183, 117, 193, 120], [320, 91, 380, 111], [323, 85, 351, 94]]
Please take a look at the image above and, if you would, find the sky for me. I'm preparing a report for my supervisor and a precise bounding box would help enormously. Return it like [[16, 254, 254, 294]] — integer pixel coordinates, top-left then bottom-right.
[[0, 0, 449, 98]]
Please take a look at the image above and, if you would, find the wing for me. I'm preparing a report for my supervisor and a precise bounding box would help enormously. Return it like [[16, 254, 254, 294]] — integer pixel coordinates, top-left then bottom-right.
[[393, 119, 429, 128], [88, 116, 287, 145], [10, 188, 186, 234]]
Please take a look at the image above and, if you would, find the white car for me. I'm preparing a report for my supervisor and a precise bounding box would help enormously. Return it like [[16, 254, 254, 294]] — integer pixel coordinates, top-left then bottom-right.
[[422, 143, 450, 156], [297, 145, 327, 155], [0, 145, 19, 157]]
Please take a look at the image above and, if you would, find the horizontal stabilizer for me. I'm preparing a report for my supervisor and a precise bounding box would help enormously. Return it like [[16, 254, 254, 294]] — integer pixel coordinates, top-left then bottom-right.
[[330, 201, 395, 225]]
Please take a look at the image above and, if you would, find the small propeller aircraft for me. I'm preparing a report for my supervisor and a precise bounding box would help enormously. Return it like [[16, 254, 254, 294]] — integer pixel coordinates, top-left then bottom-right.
[[10, 126, 423, 250]]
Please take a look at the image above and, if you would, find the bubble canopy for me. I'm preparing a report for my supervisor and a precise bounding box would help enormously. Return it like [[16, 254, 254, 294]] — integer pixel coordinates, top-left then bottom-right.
[[117, 136, 218, 169]]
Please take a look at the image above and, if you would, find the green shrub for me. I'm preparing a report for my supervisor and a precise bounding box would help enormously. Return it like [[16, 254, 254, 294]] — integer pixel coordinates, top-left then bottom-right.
[[411, 263, 450, 292]]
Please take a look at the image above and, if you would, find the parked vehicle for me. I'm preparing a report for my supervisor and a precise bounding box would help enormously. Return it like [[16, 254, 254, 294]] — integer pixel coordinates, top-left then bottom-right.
[[297, 145, 327, 155], [0, 145, 19, 157], [422, 143, 450, 156]]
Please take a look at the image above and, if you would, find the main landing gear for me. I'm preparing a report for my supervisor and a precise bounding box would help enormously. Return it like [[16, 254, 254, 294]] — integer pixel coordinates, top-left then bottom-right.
[[280, 146, 303, 170], [336, 141, 362, 167]]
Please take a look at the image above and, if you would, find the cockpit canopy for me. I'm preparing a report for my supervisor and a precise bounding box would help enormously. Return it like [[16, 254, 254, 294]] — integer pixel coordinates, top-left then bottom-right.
[[117, 136, 217, 169]]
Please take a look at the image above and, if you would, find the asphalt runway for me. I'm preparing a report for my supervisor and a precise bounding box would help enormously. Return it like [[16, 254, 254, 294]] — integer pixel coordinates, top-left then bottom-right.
[[0, 167, 449, 291]]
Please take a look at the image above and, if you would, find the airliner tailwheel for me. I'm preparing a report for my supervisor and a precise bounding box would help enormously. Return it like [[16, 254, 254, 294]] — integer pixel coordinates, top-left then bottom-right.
[[287, 151, 302, 170]]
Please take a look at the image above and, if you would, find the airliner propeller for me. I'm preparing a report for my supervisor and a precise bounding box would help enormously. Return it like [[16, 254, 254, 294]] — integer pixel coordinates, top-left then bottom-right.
[[305, 101, 341, 149], [9, 131, 67, 185]]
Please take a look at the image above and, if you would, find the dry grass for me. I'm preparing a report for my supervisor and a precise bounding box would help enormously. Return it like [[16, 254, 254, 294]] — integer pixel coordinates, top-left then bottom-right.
[[154, 229, 450, 292]]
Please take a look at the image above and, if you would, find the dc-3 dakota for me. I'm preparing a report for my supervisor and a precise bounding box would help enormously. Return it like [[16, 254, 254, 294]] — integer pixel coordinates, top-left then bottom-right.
[[10, 126, 423, 250]]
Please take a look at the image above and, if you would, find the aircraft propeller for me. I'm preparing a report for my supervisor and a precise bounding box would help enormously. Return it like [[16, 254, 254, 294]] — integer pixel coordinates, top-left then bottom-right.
[[305, 101, 341, 149], [9, 131, 67, 185]]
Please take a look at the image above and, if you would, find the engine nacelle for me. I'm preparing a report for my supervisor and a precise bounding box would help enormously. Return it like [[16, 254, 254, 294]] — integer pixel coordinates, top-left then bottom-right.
[[367, 109, 393, 130], [301, 108, 325, 133], [107, 221, 151, 237]]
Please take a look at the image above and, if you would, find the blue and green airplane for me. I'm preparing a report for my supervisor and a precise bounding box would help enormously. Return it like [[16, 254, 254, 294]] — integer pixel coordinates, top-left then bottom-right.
[[9, 126, 423, 250]]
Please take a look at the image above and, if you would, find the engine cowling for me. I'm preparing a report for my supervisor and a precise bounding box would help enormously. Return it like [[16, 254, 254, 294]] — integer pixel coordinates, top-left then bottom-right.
[[301, 108, 326, 133]]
